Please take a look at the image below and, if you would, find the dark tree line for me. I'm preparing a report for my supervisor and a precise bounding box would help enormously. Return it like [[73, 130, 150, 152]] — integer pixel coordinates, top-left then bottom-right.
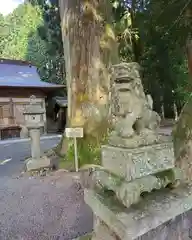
[[1, 0, 192, 117]]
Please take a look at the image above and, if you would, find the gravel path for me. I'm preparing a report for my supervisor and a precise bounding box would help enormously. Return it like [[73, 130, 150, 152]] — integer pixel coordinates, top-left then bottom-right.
[[0, 171, 93, 240]]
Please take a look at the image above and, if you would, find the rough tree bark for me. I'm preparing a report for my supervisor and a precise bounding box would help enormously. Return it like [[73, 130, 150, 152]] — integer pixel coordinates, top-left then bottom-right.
[[185, 7, 192, 78], [186, 38, 192, 77], [58, 0, 119, 156]]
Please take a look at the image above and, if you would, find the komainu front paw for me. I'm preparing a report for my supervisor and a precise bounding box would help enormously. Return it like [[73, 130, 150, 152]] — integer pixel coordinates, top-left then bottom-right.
[[120, 127, 135, 138]]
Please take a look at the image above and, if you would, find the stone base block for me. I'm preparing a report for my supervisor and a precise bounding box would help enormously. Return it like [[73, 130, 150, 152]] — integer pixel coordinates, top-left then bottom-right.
[[26, 156, 51, 171], [84, 185, 192, 240], [92, 215, 192, 240], [102, 142, 174, 181]]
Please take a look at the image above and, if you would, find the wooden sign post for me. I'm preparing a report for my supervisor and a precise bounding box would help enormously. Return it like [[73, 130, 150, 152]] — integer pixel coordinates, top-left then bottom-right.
[[65, 127, 84, 172]]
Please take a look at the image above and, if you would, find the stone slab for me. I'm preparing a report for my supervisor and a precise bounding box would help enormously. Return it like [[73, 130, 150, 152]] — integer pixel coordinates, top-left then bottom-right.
[[93, 220, 118, 240], [93, 213, 192, 240], [102, 142, 174, 181], [26, 156, 51, 171], [108, 132, 170, 149], [84, 184, 192, 239]]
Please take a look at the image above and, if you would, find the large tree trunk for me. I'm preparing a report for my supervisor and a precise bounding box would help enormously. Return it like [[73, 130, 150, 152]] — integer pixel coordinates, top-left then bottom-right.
[[58, 0, 119, 158], [185, 7, 192, 78], [186, 38, 192, 77]]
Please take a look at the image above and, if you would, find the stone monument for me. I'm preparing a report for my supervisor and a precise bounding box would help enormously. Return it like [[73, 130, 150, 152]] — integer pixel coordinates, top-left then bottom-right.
[[23, 95, 50, 171], [79, 63, 192, 240]]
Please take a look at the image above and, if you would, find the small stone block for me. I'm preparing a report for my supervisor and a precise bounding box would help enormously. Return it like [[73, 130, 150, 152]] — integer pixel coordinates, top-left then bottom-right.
[[102, 142, 174, 181], [26, 156, 51, 171]]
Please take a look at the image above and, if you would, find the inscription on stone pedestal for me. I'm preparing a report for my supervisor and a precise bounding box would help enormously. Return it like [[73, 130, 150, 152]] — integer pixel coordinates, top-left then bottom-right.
[[102, 143, 174, 181]]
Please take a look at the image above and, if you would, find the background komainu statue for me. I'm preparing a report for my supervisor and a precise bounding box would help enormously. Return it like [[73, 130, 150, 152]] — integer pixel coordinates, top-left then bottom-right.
[[109, 62, 162, 148]]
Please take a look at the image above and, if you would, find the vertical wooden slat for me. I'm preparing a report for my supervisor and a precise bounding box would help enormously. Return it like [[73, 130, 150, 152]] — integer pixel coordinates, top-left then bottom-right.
[[0, 106, 3, 123], [9, 98, 15, 124]]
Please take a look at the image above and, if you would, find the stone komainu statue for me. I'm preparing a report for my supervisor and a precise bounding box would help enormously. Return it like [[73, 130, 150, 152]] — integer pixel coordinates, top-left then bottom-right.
[[109, 62, 161, 147]]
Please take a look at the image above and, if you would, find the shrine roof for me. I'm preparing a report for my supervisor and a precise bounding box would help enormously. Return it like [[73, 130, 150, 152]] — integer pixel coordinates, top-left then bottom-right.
[[0, 58, 64, 89]]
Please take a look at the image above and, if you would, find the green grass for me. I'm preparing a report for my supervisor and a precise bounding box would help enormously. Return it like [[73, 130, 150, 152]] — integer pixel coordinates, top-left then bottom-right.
[[58, 134, 109, 171], [59, 157, 75, 171], [77, 233, 93, 240]]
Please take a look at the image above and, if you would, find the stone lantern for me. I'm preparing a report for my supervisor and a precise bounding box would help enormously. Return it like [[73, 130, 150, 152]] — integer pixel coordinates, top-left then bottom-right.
[[23, 95, 50, 171]]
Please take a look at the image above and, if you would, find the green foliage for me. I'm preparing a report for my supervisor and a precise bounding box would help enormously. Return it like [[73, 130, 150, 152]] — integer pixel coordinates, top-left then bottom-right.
[[111, 0, 136, 61], [0, 3, 49, 77], [68, 140, 101, 166], [136, 0, 192, 115], [0, 1, 64, 84], [59, 131, 110, 170], [77, 234, 93, 240], [63, 137, 107, 170], [34, 0, 65, 84], [0, 14, 10, 54], [109, 0, 192, 115]]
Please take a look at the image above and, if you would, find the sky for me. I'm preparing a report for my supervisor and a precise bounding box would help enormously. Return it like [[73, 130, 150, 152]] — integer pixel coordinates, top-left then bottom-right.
[[0, 0, 24, 16]]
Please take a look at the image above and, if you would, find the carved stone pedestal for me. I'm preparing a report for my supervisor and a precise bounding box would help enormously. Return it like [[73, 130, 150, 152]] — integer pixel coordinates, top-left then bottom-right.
[[88, 142, 182, 209], [79, 142, 185, 240], [91, 167, 182, 209], [101, 142, 175, 181]]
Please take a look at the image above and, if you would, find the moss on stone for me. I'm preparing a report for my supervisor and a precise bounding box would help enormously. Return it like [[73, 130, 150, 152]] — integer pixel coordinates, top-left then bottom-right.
[[154, 168, 181, 183], [97, 187, 127, 212]]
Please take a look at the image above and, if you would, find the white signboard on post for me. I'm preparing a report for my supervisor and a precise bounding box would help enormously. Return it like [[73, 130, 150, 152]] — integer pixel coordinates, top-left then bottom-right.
[[65, 128, 84, 172], [65, 128, 83, 138]]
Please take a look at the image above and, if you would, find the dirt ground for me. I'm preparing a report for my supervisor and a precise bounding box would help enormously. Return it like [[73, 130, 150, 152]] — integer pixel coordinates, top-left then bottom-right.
[[0, 171, 93, 240]]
